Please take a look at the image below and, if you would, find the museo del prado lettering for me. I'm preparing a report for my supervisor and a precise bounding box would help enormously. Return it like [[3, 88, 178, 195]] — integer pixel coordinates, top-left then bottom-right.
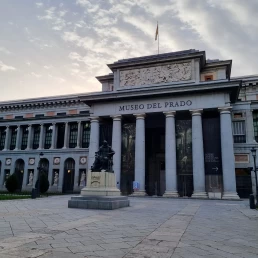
[[118, 100, 192, 111]]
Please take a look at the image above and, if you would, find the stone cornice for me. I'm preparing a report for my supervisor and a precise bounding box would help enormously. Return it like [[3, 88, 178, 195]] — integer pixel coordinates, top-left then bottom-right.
[[0, 96, 86, 112], [80, 80, 241, 105]]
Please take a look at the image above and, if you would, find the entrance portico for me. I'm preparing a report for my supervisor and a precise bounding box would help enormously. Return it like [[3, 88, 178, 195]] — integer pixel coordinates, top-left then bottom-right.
[[81, 50, 240, 199]]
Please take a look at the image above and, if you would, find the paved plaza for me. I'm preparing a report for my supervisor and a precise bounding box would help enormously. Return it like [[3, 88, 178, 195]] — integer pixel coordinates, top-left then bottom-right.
[[0, 196, 257, 258]]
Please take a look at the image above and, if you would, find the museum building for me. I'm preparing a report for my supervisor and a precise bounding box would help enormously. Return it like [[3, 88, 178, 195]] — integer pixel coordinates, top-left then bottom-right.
[[0, 49, 257, 199]]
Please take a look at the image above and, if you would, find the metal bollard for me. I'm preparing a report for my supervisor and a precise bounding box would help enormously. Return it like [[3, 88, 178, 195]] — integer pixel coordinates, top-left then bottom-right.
[[31, 188, 37, 199], [249, 194, 255, 209]]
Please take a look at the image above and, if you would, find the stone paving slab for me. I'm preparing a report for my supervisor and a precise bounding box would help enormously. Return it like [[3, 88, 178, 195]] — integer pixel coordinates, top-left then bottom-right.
[[0, 196, 257, 257]]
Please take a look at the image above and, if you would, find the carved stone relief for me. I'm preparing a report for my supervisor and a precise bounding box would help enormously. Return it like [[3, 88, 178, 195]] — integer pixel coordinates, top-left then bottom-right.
[[120, 62, 192, 87]]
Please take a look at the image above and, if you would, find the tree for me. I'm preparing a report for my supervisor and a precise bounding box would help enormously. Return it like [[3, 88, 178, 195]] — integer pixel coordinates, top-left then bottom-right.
[[35, 171, 50, 194], [5, 174, 19, 193]]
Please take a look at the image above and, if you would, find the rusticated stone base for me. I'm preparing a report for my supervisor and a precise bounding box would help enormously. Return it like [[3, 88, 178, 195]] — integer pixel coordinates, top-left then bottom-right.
[[68, 196, 130, 210]]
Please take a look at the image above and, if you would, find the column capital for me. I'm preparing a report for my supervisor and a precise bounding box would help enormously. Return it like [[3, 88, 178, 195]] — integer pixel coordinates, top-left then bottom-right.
[[111, 115, 122, 121], [6, 125, 9, 128], [28, 124, 32, 127], [90, 116, 99, 122], [190, 109, 203, 116], [133, 113, 146, 120], [17, 125, 21, 128], [52, 122, 56, 125], [163, 111, 176, 117], [77, 121, 81, 124], [218, 106, 232, 114]]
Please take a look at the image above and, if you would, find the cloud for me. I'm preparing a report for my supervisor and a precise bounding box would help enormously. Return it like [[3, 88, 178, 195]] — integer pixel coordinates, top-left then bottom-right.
[[0, 47, 11, 55], [36, 2, 43, 8], [43, 65, 52, 69], [31, 72, 42, 78], [0, 61, 16, 72]]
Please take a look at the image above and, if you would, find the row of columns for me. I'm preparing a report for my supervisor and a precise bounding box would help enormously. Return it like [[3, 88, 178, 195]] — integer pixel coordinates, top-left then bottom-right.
[[2, 121, 85, 151], [88, 107, 239, 199]]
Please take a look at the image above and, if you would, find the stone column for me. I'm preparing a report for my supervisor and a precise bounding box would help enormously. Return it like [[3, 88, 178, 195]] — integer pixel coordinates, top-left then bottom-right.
[[219, 107, 239, 199], [38, 124, 44, 150], [26, 125, 32, 150], [88, 117, 100, 170], [133, 113, 146, 196], [62, 122, 69, 149], [50, 123, 56, 149], [163, 111, 178, 197], [3, 126, 10, 151], [76, 121, 82, 148], [111, 115, 122, 189], [190, 109, 207, 198], [14, 126, 21, 150]]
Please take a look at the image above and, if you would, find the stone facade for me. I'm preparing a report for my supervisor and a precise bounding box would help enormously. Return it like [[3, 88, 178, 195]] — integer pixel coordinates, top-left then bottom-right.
[[0, 49, 257, 199]]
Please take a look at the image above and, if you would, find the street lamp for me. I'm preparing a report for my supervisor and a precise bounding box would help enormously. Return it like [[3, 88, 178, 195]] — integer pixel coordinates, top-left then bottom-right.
[[251, 147, 258, 207], [37, 152, 44, 197]]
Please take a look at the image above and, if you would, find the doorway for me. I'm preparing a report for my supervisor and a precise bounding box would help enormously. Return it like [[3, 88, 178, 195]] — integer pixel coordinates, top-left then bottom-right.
[[14, 159, 25, 190], [145, 113, 165, 196], [63, 158, 75, 193]]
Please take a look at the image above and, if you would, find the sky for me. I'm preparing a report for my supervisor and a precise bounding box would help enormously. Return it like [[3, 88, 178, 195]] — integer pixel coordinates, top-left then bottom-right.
[[0, 0, 258, 102]]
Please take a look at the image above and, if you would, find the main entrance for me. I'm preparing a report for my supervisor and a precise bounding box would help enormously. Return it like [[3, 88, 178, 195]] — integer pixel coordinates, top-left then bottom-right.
[[145, 113, 165, 196]]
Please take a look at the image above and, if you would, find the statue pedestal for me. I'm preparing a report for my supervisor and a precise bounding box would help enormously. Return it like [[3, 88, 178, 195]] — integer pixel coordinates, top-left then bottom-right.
[[81, 171, 121, 196], [68, 171, 129, 210]]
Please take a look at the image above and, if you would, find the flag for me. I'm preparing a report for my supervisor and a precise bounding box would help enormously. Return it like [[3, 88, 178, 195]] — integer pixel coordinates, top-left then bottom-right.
[[155, 22, 158, 41]]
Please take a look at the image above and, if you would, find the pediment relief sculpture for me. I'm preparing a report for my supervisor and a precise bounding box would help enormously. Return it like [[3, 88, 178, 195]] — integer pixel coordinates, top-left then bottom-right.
[[120, 62, 192, 87]]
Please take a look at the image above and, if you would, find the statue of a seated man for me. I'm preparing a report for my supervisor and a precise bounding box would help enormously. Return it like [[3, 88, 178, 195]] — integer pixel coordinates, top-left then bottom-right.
[[91, 140, 115, 172]]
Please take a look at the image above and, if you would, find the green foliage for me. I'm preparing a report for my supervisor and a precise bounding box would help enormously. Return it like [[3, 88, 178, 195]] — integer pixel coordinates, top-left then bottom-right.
[[5, 174, 19, 193], [36, 172, 50, 194], [0, 194, 30, 201]]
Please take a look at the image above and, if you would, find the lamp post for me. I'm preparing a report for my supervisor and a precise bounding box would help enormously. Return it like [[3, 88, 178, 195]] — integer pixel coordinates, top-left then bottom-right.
[[251, 147, 258, 207], [37, 152, 44, 197]]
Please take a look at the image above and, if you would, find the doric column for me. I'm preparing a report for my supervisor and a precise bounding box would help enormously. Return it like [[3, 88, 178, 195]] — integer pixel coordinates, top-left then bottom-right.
[[76, 121, 82, 148], [219, 107, 239, 199], [111, 115, 122, 189], [163, 111, 178, 197], [88, 117, 100, 170], [50, 123, 56, 149], [3, 126, 10, 151], [190, 109, 207, 198], [26, 125, 32, 150], [133, 113, 146, 196], [14, 125, 21, 150], [38, 124, 44, 150], [62, 122, 69, 149]]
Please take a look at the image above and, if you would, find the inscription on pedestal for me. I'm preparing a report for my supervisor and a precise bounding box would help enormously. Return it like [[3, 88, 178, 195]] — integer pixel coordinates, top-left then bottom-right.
[[91, 176, 101, 187]]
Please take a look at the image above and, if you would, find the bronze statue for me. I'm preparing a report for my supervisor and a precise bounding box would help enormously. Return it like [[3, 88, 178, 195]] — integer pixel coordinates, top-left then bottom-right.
[[91, 140, 115, 172]]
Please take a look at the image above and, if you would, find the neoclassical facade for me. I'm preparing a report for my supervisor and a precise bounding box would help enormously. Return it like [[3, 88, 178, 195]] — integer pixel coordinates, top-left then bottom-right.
[[0, 49, 257, 199]]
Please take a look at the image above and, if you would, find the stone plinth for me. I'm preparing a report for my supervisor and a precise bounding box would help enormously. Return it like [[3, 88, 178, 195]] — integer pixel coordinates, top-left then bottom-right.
[[81, 171, 120, 196], [68, 196, 129, 210], [68, 170, 129, 210]]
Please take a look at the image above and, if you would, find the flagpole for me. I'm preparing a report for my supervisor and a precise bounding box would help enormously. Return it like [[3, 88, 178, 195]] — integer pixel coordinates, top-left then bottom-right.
[[158, 21, 159, 55]]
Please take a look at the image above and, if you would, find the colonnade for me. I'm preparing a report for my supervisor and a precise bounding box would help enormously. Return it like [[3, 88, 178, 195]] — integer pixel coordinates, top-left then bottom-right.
[[88, 107, 239, 199], [1, 121, 86, 151]]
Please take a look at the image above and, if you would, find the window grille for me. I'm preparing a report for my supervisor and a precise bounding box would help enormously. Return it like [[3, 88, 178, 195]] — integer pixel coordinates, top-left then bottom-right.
[[82, 122, 90, 148], [253, 111, 258, 142], [44, 125, 53, 149], [33, 126, 40, 149], [10, 127, 17, 150], [232, 121, 246, 143], [69, 123, 78, 148], [21, 127, 29, 150], [0, 128, 6, 150]]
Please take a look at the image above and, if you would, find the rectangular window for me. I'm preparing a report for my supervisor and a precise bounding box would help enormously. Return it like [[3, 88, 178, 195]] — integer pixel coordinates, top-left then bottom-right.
[[57, 112, 66, 116], [15, 116, 23, 119], [82, 122, 90, 148], [0, 128, 6, 150], [232, 121, 246, 143], [35, 114, 44, 118], [44, 125, 53, 149], [33, 125, 40, 149], [69, 123, 78, 148], [253, 111, 258, 142], [56, 124, 65, 149], [204, 75, 213, 81], [79, 111, 89, 115], [21, 127, 29, 150], [10, 127, 17, 150]]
